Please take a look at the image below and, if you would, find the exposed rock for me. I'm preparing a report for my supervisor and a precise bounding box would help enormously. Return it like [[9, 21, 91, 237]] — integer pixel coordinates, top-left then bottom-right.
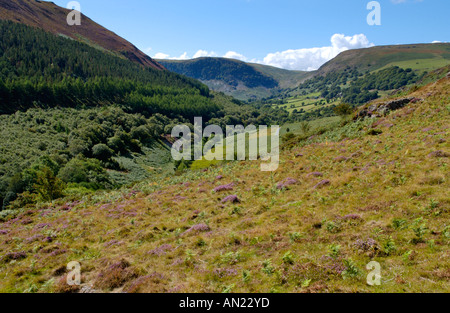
[[356, 97, 417, 119], [182, 223, 211, 236]]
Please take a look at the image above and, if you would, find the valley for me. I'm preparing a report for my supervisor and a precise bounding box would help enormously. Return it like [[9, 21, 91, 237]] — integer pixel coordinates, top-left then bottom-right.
[[0, 0, 448, 295]]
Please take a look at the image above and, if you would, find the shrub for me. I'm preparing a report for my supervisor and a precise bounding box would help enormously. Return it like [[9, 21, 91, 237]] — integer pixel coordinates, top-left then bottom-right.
[[33, 167, 65, 201], [289, 232, 303, 243], [328, 244, 341, 259], [392, 218, 408, 230], [382, 236, 397, 256], [411, 218, 428, 243], [282, 251, 295, 265], [326, 221, 342, 233], [94, 259, 139, 290], [68, 138, 90, 157], [333, 103, 354, 117], [107, 136, 127, 154], [58, 158, 112, 190], [262, 259, 275, 276], [342, 259, 360, 279], [299, 121, 311, 134], [92, 144, 114, 161]]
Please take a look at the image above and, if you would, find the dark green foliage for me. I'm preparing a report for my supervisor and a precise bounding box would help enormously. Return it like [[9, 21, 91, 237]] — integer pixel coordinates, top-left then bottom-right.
[[92, 144, 114, 161], [58, 158, 113, 190], [0, 20, 215, 119], [33, 167, 65, 202], [333, 103, 354, 117], [260, 65, 422, 123], [160, 58, 279, 89], [0, 107, 173, 209], [297, 66, 417, 105], [341, 67, 418, 104], [0, 20, 291, 209], [209, 92, 290, 127]]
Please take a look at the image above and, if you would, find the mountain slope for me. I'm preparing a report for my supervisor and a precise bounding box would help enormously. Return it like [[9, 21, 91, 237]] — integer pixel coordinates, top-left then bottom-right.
[[0, 19, 220, 210], [158, 57, 308, 100], [260, 43, 450, 122], [158, 43, 449, 101], [317, 43, 450, 75], [0, 0, 163, 70], [0, 20, 213, 116], [1, 72, 448, 293]]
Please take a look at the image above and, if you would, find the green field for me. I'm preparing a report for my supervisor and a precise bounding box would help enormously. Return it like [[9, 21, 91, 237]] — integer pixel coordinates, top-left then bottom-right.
[[191, 116, 342, 170], [271, 92, 340, 114], [191, 127, 278, 170], [376, 57, 450, 73]]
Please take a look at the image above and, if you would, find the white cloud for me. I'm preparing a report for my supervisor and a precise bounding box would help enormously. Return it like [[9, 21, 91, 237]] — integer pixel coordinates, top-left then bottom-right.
[[261, 34, 374, 71], [193, 50, 218, 58], [153, 50, 217, 60], [154, 52, 169, 59], [176, 52, 190, 60], [153, 33, 374, 71], [154, 52, 189, 60], [223, 51, 248, 61], [432, 40, 441, 43]]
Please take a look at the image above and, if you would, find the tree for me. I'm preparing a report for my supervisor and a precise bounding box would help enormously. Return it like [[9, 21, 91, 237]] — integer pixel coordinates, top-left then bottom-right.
[[33, 167, 65, 201], [333, 103, 354, 117], [92, 144, 114, 161], [300, 121, 311, 135]]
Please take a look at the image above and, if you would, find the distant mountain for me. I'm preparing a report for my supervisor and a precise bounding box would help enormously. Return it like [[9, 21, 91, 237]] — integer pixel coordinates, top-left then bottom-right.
[[316, 43, 450, 75], [158, 57, 308, 100], [160, 43, 450, 101], [0, 0, 164, 70]]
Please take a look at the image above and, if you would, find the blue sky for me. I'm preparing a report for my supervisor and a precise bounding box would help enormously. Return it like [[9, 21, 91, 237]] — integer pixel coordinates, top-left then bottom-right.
[[54, 0, 449, 70]]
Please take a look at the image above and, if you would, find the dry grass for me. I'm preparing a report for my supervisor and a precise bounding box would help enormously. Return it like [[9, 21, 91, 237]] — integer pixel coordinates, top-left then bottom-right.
[[0, 77, 448, 293]]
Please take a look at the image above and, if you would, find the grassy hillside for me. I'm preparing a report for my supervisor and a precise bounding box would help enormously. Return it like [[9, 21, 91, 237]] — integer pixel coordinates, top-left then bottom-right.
[[317, 43, 450, 75], [0, 0, 163, 70], [0, 73, 448, 293], [265, 56, 449, 123]]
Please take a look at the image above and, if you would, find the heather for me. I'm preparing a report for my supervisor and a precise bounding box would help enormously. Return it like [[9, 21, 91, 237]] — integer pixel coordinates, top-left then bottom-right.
[[0, 77, 448, 293]]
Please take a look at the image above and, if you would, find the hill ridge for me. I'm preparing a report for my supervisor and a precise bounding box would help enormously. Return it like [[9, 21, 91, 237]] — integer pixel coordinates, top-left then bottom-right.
[[0, 0, 164, 70]]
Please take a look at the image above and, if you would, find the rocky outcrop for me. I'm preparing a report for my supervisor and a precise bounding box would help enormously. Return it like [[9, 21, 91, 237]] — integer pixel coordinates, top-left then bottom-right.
[[356, 97, 419, 119]]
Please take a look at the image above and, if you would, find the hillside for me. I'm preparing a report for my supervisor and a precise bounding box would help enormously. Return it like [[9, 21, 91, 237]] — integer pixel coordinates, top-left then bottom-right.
[[317, 43, 450, 75], [158, 44, 449, 101], [158, 57, 308, 100], [260, 44, 450, 123], [0, 20, 214, 116], [0, 0, 163, 70], [0, 19, 291, 211], [0, 72, 448, 293]]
